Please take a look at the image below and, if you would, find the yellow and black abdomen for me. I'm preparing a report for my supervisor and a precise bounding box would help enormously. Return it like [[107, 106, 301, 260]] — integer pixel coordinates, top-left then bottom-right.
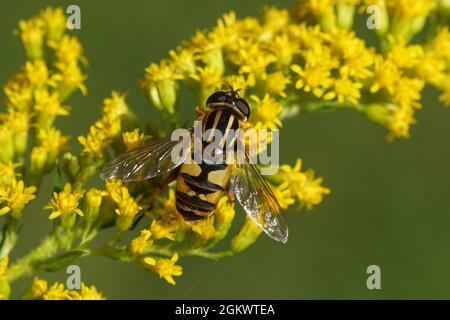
[[175, 108, 238, 221], [175, 162, 231, 221]]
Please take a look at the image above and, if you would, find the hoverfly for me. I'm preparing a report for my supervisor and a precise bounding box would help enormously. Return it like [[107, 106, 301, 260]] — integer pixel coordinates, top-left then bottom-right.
[[101, 89, 288, 243]]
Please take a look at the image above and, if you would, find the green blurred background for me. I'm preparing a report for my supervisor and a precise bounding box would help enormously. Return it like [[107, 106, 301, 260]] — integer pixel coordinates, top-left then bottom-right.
[[2, 0, 450, 299]]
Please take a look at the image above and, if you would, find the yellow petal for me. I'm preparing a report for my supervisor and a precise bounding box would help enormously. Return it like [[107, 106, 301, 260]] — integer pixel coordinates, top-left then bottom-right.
[[0, 207, 11, 216], [49, 211, 62, 220]]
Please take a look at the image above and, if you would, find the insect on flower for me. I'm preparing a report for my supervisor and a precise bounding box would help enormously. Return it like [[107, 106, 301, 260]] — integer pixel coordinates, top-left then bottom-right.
[[101, 88, 288, 243]]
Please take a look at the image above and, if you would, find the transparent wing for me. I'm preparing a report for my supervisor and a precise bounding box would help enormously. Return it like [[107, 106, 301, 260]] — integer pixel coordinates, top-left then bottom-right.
[[101, 132, 191, 182], [231, 154, 289, 243]]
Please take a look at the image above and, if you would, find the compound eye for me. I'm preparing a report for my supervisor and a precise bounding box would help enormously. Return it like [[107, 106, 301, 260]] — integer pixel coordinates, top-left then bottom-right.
[[236, 98, 250, 118], [206, 91, 227, 105]]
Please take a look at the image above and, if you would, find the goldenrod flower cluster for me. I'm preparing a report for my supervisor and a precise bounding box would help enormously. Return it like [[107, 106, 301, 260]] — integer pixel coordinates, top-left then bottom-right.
[[22, 277, 105, 300], [0, 1, 448, 298]]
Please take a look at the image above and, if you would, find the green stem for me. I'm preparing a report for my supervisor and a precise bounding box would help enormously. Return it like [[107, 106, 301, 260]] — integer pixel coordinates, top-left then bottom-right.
[[88, 243, 235, 262], [0, 218, 18, 258], [6, 230, 73, 283]]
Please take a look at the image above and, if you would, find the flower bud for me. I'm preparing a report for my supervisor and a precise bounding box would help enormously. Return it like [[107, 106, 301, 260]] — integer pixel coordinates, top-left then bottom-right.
[[0, 127, 14, 163], [82, 188, 107, 223], [147, 84, 163, 111], [18, 18, 45, 60], [365, 103, 390, 125], [336, 2, 356, 31], [157, 80, 178, 115], [30, 146, 47, 177], [62, 152, 80, 181], [230, 216, 262, 253], [13, 131, 28, 159], [116, 215, 134, 231], [40, 7, 65, 43]]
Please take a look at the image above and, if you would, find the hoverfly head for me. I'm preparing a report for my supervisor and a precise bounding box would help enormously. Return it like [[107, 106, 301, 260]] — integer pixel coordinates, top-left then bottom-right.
[[206, 88, 250, 121]]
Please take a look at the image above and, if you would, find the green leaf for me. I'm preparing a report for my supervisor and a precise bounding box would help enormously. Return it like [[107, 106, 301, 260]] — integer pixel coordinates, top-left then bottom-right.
[[36, 249, 87, 272]]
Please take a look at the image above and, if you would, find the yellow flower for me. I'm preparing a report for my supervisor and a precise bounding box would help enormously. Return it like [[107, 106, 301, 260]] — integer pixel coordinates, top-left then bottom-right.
[[51, 62, 87, 98], [0, 180, 37, 218], [30, 146, 48, 174], [231, 40, 276, 76], [273, 183, 295, 209], [387, 40, 423, 69], [102, 91, 131, 119], [78, 125, 108, 159], [113, 187, 142, 218], [1, 109, 30, 157], [169, 47, 199, 76], [23, 277, 48, 300], [0, 162, 21, 187], [40, 7, 66, 42], [129, 229, 153, 256], [140, 60, 182, 114], [95, 114, 122, 139], [141, 253, 183, 285], [278, 159, 306, 194], [266, 34, 299, 68], [392, 77, 424, 109], [42, 282, 72, 300], [428, 27, 450, 61], [291, 61, 333, 98], [330, 30, 374, 79], [264, 71, 291, 98], [224, 74, 254, 94], [73, 284, 106, 300], [24, 59, 50, 88], [83, 188, 108, 222], [323, 75, 362, 105], [34, 89, 69, 116], [192, 217, 216, 241], [44, 182, 83, 221], [385, 104, 415, 140], [150, 219, 179, 241], [156, 188, 179, 218], [262, 6, 290, 35], [49, 35, 85, 64], [387, 0, 436, 40], [37, 128, 70, 158], [105, 178, 123, 199], [17, 17, 45, 59], [296, 171, 331, 210], [195, 33, 224, 73], [3, 74, 33, 111], [250, 94, 282, 129], [370, 56, 402, 94], [123, 128, 149, 150], [278, 159, 330, 209], [111, 186, 142, 231], [1, 108, 31, 134], [209, 12, 243, 51], [414, 52, 446, 87], [190, 65, 224, 103], [387, 0, 435, 21]]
